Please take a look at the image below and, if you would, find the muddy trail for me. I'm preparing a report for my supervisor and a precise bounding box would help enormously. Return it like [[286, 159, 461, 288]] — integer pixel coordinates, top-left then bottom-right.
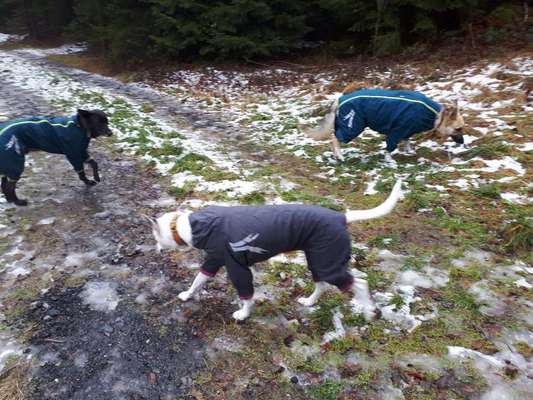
[[0, 63, 206, 399]]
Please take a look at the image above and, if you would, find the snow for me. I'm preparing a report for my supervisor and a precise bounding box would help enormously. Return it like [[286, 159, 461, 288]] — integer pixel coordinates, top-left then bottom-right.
[[79, 281, 120, 312], [322, 308, 346, 344]]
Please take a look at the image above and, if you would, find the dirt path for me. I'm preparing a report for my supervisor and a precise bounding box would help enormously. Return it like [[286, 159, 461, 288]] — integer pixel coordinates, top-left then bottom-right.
[[0, 56, 206, 400]]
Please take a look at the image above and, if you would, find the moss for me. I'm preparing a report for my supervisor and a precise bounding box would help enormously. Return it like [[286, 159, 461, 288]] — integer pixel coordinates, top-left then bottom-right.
[[390, 293, 406, 310], [515, 342, 533, 358], [308, 380, 346, 400], [500, 204, 532, 254], [401, 256, 425, 271], [462, 142, 510, 160], [309, 294, 345, 334], [368, 234, 398, 249], [449, 266, 482, 284], [280, 190, 343, 211], [239, 191, 266, 205], [405, 189, 441, 211], [170, 153, 213, 174], [473, 184, 501, 199]]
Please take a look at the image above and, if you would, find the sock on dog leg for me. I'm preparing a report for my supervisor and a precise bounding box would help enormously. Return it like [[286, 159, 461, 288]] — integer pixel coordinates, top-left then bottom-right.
[[178, 272, 210, 301], [350, 278, 376, 322], [233, 298, 254, 321], [297, 281, 327, 306]]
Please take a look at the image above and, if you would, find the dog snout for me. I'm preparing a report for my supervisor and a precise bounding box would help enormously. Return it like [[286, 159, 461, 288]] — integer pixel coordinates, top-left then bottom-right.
[[450, 133, 464, 144]]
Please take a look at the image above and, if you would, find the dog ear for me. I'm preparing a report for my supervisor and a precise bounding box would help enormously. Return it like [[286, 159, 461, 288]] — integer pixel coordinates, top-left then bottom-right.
[[140, 213, 159, 232], [77, 109, 92, 118]]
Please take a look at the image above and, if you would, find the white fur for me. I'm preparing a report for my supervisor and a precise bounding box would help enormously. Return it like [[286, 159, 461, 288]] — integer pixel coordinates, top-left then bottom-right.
[[178, 271, 209, 301], [345, 179, 402, 223], [148, 180, 401, 320], [297, 281, 327, 306], [233, 299, 254, 320]]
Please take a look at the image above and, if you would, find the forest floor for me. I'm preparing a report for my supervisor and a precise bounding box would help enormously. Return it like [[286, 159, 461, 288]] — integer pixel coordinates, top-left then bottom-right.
[[0, 35, 532, 400]]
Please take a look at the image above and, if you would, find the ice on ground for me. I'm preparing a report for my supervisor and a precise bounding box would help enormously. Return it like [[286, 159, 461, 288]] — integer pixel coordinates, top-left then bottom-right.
[[517, 142, 533, 152], [469, 281, 507, 317], [374, 285, 435, 332], [448, 346, 532, 400], [37, 217, 56, 225], [514, 278, 532, 289], [64, 251, 99, 268], [322, 308, 346, 344], [501, 192, 530, 204], [0, 332, 24, 372], [398, 267, 448, 289], [79, 281, 120, 312]]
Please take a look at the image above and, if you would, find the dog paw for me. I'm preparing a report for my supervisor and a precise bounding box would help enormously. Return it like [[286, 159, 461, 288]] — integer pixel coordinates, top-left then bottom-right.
[[84, 180, 97, 186], [297, 296, 316, 307], [178, 291, 191, 301], [232, 309, 250, 321]]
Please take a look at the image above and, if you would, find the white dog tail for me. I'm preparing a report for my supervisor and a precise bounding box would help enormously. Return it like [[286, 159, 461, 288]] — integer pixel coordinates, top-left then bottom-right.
[[301, 101, 338, 140], [345, 179, 403, 223]]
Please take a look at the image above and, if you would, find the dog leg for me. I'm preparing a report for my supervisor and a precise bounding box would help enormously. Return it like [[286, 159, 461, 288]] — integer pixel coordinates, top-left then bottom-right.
[[232, 298, 254, 321], [3, 178, 27, 206], [178, 272, 210, 301], [1, 177, 8, 202], [87, 159, 100, 182], [297, 281, 327, 306], [404, 142, 414, 154], [331, 136, 345, 162], [349, 278, 376, 322]]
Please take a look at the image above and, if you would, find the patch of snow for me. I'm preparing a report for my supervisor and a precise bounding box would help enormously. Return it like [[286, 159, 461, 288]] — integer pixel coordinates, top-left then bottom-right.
[[0, 333, 24, 372], [79, 281, 119, 312], [37, 217, 55, 225], [501, 192, 530, 204], [64, 251, 99, 268], [514, 278, 532, 289], [322, 308, 346, 344]]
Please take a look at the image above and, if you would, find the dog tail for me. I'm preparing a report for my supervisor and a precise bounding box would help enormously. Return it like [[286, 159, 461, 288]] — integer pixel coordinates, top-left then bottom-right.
[[300, 101, 337, 141], [345, 179, 403, 223]]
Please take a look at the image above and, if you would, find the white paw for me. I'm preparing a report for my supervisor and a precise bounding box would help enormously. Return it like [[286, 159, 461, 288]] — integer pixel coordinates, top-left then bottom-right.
[[297, 296, 316, 307], [232, 309, 250, 321], [178, 291, 191, 301]]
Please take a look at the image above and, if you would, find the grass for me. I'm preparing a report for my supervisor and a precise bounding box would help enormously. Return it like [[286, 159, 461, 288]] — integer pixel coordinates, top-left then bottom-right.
[[462, 142, 510, 160], [309, 380, 345, 400], [239, 191, 266, 205], [500, 204, 532, 254], [473, 183, 501, 199], [0, 361, 27, 400]]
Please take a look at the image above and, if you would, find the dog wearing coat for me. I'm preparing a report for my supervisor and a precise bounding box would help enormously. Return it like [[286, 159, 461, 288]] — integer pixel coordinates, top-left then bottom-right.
[[146, 180, 402, 321], [301, 88, 465, 162], [0, 109, 112, 206]]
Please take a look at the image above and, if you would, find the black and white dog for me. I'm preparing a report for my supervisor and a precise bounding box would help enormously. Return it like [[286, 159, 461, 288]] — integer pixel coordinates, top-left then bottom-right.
[[146, 180, 402, 321], [0, 110, 112, 205]]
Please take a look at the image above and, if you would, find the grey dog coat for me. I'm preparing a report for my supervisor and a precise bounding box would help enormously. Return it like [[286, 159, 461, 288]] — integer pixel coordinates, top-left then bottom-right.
[[189, 205, 354, 299]]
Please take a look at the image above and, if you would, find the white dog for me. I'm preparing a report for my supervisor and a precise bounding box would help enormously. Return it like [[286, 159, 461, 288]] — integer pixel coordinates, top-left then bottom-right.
[[146, 180, 402, 321]]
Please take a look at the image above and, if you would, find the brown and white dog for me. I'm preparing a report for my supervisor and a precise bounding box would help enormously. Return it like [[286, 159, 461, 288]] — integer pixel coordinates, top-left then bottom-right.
[[145, 180, 402, 321], [300, 86, 465, 163]]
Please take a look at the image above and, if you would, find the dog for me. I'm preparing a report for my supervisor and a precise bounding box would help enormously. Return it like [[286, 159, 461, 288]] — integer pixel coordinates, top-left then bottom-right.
[[0, 109, 112, 206], [145, 179, 402, 321], [301, 88, 465, 162]]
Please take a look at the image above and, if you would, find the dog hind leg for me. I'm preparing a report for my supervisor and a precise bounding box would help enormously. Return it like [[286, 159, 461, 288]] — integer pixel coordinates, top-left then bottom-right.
[[297, 281, 327, 306], [349, 278, 376, 321], [178, 271, 210, 301]]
